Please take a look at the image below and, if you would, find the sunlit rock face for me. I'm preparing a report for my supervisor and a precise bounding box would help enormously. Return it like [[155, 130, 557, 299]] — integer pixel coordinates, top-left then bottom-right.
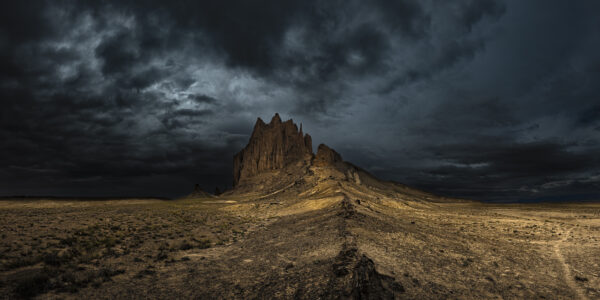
[[233, 113, 313, 186]]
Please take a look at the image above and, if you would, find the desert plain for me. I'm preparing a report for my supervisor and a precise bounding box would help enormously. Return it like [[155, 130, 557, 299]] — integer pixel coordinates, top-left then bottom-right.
[[1, 184, 599, 299]]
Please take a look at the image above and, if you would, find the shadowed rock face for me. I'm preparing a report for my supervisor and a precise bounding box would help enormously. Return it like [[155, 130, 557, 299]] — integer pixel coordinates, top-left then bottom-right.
[[233, 113, 313, 186], [314, 144, 343, 167]]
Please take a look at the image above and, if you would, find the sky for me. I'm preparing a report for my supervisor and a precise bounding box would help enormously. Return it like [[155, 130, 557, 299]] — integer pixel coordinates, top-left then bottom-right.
[[1, 0, 599, 201]]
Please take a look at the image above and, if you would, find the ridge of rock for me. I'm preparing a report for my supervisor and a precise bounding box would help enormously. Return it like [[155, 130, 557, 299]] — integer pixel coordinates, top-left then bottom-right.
[[233, 113, 313, 186]]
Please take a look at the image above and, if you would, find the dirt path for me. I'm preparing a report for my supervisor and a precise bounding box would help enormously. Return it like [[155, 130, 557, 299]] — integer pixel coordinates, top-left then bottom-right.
[[554, 227, 588, 300]]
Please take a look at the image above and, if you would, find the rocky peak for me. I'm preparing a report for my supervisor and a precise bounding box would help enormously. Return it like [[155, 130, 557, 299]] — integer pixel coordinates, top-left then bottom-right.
[[233, 113, 313, 186], [314, 144, 343, 167], [271, 113, 282, 124]]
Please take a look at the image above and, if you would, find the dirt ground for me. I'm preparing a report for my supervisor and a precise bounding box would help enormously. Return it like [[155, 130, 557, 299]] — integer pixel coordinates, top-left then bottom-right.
[[1, 190, 599, 299]]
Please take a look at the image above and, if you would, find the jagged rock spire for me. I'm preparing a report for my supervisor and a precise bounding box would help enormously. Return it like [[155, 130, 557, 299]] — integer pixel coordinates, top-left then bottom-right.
[[233, 113, 313, 186], [271, 113, 282, 124]]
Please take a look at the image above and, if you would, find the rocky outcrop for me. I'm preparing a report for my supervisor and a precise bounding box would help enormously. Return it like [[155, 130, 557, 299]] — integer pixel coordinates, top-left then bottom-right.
[[328, 246, 405, 298], [314, 144, 343, 167], [233, 113, 313, 186], [189, 184, 213, 198]]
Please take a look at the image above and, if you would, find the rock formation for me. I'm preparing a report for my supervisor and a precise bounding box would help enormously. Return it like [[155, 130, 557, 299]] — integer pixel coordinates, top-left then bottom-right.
[[233, 113, 313, 186], [314, 144, 343, 167], [189, 184, 213, 198]]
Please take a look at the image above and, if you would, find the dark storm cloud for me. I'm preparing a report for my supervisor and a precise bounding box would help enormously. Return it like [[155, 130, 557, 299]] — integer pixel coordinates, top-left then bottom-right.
[[423, 141, 598, 190], [127, 0, 427, 75], [188, 94, 217, 105], [380, 1, 506, 93], [1, 0, 599, 200], [460, 0, 505, 31]]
